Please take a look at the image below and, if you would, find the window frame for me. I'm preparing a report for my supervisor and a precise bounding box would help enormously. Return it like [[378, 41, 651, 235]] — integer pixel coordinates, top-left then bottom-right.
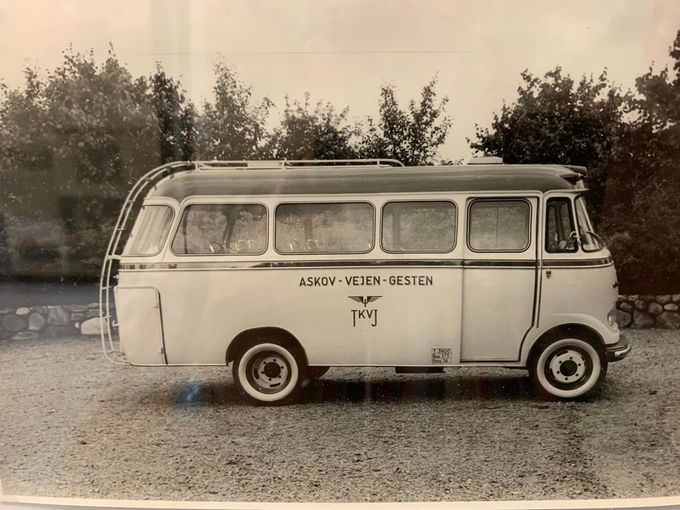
[[545, 197, 579, 254], [169, 202, 270, 257], [380, 199, 458, 254], [466, 198, 532, 254], [274, 201, 376, 256], [124, 204, 175, 257]]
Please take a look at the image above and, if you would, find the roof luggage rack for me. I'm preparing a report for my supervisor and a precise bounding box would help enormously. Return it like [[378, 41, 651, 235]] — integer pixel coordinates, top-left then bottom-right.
[[195, 159, 404, 170]]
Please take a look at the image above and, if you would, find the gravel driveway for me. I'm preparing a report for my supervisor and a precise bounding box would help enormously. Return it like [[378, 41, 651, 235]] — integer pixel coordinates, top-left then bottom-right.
[[1, 330, 679, 502]]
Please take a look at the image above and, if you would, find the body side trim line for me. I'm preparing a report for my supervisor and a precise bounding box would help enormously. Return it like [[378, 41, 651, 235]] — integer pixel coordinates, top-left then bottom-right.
[[543, 256, 613, 267], [120, 257, 611, 271]]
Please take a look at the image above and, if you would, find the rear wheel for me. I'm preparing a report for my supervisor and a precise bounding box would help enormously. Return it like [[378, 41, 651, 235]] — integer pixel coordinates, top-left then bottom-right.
[[529, 336, 607, 400], [233, 341, 306, 405]]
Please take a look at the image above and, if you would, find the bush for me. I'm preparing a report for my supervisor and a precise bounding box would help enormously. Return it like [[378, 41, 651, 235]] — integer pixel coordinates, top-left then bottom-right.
[[601, 181, 680, 293]]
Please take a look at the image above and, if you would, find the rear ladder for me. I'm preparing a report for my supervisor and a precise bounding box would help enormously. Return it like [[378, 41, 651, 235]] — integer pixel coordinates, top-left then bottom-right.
[[99, 161, 196, 363]]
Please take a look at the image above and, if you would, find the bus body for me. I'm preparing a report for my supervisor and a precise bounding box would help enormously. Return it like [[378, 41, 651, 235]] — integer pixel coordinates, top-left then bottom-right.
[[101, 160, 631, 404]]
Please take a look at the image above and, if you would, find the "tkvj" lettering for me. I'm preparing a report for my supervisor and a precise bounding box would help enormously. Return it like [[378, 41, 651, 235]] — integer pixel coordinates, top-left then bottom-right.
[[351, 309, 378, 327]]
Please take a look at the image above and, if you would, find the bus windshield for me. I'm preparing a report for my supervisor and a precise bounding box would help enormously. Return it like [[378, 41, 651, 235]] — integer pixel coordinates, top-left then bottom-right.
[[575, 196, 604, 252]]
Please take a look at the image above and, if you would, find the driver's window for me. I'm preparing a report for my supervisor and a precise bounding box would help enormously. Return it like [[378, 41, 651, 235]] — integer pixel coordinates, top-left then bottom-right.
[[545, 198, 577, 253], [171, 204, 267, 255]]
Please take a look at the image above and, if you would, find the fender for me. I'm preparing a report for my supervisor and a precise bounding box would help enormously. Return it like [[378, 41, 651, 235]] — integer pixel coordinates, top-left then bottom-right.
[[520, 312, 619, 365]]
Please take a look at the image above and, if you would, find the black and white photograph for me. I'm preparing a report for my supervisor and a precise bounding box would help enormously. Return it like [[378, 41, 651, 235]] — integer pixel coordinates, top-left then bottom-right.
[[1, 0, 679, 507]]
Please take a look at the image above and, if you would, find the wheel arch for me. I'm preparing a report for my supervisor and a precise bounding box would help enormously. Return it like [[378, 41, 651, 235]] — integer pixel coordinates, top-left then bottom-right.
[[526, 323, 606, 366], [226, 326, 308, 366]]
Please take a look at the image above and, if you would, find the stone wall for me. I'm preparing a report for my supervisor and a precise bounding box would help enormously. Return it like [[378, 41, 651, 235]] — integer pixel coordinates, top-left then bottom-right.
[[0, 303, 102, 340], [616, 294, 680, 329]]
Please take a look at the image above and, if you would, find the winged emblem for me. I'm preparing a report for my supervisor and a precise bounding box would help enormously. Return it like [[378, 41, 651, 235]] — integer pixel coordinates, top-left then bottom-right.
[[348, 295, 382, 308]]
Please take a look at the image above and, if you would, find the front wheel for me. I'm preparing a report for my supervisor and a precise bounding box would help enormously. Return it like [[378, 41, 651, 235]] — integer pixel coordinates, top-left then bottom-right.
[[233, 341, 306, 405], [529, 336, 607, 400]]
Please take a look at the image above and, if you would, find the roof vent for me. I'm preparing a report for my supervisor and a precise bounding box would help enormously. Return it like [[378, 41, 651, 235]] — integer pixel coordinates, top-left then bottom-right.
[[468, 156, 503, 165]]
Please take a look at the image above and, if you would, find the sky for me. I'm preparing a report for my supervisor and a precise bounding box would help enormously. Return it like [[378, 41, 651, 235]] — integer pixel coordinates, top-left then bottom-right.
[[1, 0, 679, 161]]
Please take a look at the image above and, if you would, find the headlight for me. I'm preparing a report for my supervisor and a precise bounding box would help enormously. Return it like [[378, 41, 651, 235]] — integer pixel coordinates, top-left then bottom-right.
[[607, 304, 618, 326]]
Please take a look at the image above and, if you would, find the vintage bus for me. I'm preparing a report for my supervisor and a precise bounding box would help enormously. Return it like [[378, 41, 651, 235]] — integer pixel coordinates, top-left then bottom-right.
[[100, 159, 631, 405]]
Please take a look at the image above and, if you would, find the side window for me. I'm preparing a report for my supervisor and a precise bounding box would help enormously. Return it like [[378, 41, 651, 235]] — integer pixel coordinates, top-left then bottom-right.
[[546, 198, 577, 253], [124, 205, 174, 256], [171, 204, 267, 255], [382, 201, 457, 253], [275, 203, 374, 254], [468, 200, 530, 252]]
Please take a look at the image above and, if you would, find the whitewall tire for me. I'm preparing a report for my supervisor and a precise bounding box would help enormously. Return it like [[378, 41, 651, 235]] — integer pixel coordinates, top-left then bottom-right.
[[530, 337, 607, 400]]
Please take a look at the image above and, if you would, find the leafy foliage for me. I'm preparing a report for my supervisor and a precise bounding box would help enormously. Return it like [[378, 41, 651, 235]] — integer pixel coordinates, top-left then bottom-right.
[[599, 31, 680, 292], [150, 64, 197, 163], [0, 68, 52, 173], [196, 63, 272, 160], [360, 78, 452, 165], [262, 93, 358, 160], [0, 48, 166, 274]]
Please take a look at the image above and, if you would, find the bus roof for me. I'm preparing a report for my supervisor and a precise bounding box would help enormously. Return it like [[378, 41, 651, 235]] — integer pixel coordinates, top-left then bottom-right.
[[148, 164, 583, 201]]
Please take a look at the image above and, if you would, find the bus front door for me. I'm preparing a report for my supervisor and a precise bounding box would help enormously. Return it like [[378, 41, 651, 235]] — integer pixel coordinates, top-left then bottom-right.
[[460, 198, 538, 362]]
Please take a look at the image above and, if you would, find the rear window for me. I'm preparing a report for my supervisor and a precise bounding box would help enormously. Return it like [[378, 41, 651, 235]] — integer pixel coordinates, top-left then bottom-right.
[[275, 202, 374, 254], [468, 200, 530, 252], [171, 204, 267, 255], [124, 205, 174, 256], [382, 201, 457, 253]]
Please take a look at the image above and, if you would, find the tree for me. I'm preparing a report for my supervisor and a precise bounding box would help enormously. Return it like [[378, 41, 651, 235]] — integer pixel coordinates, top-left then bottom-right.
[[262, 93, 358, 160], [0, 68, 51, 174], [469, 67, 628, 221], [0, 47, 163, 275], [150, 64, 197, 163], [196, 63, 272, 160], [359, 77, 451, 165], [43, 48, 161, 188], [599, 31, 680, 292]]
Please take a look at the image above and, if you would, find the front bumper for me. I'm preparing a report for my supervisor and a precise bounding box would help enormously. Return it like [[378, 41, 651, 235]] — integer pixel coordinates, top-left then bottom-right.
[[605, 335, 631, 362]]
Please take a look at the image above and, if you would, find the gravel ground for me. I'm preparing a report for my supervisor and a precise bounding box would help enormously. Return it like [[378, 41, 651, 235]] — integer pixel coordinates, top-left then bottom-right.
[[1, 330, 679, 502]]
